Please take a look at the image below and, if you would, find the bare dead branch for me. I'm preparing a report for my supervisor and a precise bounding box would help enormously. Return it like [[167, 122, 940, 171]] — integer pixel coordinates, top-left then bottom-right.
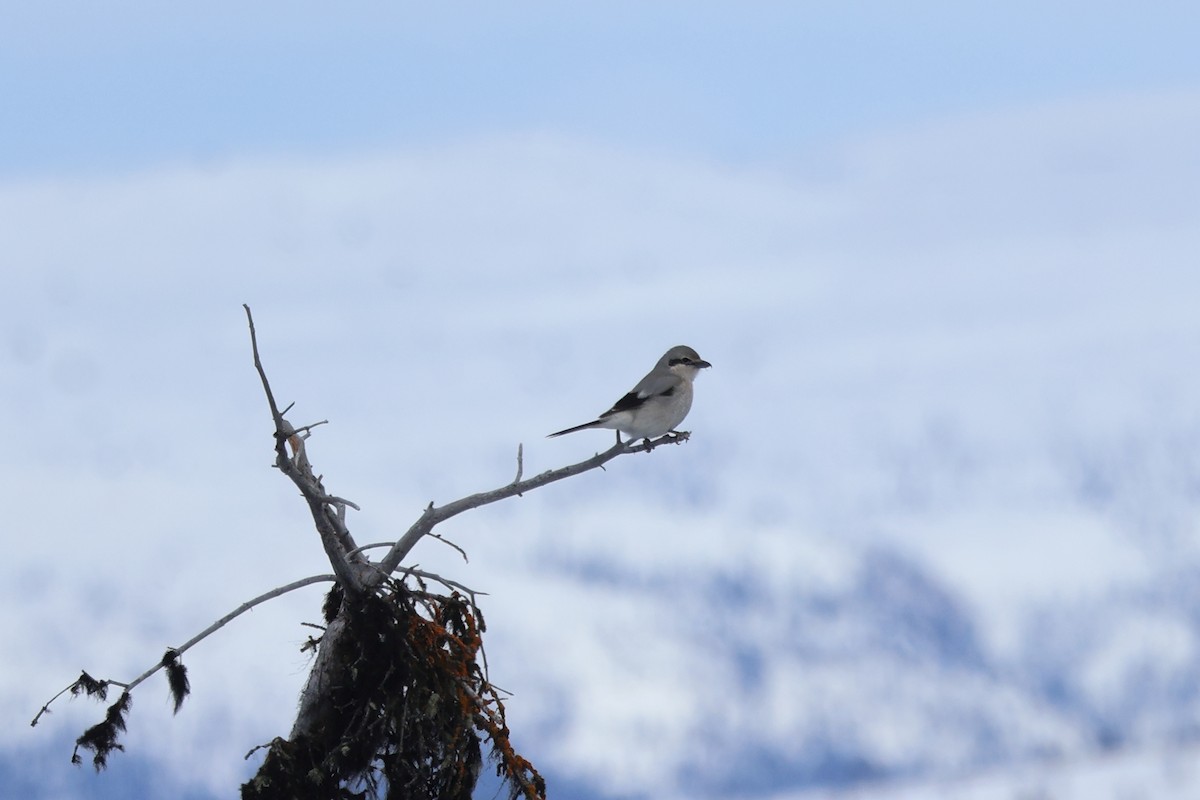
[[342, 546, 488, 599], [30, 676, 124, 728], [243, 304, 366, 594], [402, 568, 488, 600], [34, 574, 336, 725], [345, 541, 394, 559], [30, 685, 71, 727], [427, 531, 469, 563], [125, 574, 337, 692], [290, 420, 329, 436], [325, 495, 361, 512], [243, 305, 289, 455], [373, 431, 690, 578]]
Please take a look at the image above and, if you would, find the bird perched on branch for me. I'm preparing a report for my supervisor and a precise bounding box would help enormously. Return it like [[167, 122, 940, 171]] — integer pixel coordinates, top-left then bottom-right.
[[548, 345, 712, 443]]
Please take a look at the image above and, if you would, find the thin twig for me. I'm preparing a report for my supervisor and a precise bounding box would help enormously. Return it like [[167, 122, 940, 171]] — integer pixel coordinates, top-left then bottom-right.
[[345, 541, 395, 559], [30, 681, 103, 727], [345, 552, 488, 599], [428, 532, 469, 563], [324, 495, 361, 512], [244, 305, 286, 444], [406, 569, 486, 599]]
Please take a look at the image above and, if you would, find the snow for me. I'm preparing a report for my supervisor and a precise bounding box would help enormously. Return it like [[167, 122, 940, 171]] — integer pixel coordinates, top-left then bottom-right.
[[4, 89, 1200, 799], [781, 742, 1200, 800]]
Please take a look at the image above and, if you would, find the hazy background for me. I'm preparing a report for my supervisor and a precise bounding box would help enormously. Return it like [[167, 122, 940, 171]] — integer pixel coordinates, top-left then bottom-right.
[[4, 4, 1200, 799]]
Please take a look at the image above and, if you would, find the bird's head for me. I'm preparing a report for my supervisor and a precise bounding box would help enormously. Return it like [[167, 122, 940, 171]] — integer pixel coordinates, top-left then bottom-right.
[[661, 345, 712, 377]]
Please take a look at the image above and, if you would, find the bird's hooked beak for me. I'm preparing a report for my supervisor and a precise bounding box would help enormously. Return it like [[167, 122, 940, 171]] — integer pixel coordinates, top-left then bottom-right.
[[695, 359, 712, 369]]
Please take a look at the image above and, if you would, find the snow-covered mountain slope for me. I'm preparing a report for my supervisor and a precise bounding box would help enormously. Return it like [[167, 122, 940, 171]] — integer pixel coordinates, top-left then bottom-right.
[[5, 92, 1200, 800], [483, 510, 1200, 798], [783, 741, 1200, 800]]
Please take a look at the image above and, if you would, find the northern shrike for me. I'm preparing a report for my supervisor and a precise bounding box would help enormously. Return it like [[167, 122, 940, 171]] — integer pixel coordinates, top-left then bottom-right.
[[548, 345, 712, 443]]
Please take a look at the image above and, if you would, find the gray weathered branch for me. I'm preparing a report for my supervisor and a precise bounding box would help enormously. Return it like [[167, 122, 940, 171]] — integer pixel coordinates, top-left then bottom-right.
[[244, 304, 368, 594], [126, 574, 336, 692], [31, 573, 335, 727], [244, 304, 693, 752], [373, 432, 689, 580]]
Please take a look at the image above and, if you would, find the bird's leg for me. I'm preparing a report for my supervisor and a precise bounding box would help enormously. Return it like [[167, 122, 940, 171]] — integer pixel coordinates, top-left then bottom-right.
[[615, 430, 623, 446]]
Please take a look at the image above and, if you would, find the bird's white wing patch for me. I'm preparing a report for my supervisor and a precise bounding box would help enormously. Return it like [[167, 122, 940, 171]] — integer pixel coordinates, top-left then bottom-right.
[[633, 371, 681, 399]]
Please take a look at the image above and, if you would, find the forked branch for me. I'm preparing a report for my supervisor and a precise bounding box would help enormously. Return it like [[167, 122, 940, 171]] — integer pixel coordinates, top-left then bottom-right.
[[244, 304, 366, 593], [243, 302, 690, 584]]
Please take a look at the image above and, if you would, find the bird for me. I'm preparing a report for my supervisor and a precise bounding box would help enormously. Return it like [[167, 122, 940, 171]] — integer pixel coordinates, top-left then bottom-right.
[[548, 345, 712, 443]]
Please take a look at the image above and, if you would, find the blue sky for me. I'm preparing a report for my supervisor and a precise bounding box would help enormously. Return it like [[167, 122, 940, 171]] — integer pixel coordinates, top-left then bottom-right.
[[5, 5, 1200, 800], [6, 3, 1200, 176]]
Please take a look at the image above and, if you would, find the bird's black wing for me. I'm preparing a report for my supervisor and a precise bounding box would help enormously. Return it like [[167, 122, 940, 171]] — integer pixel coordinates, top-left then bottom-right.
[[599, 383, 677, 419]]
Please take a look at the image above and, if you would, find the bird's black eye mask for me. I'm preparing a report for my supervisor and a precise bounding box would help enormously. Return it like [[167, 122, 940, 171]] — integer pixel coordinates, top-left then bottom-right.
[[669, 358, 692, 367]]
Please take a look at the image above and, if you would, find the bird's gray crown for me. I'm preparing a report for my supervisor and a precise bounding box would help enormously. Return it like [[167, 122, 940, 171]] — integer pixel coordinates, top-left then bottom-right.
[[661, 345, 710, 369]]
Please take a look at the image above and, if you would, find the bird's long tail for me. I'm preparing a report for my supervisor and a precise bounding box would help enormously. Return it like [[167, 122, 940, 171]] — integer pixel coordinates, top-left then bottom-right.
[[546, 420, 603, 438]]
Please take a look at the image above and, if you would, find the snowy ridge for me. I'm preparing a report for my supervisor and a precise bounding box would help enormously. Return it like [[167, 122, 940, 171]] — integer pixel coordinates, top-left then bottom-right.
[[781, 741, 1200, 800], [504, 527, 1193, 798]]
